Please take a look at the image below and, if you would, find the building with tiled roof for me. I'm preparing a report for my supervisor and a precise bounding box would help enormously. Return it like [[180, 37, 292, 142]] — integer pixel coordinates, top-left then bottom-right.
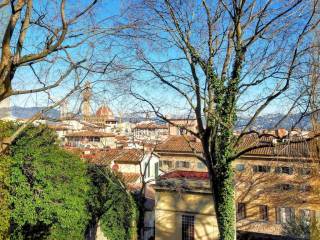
[[74, 147, 160, 187], [133, 121, 169, 143], [99, 149, 143, 164], [64, 130, 116, 149], [168, 118, 198, 136], [65, 130, 115, 138], [153, 134, 320, 239], [155, 135, 203, 153], [154, 135, 206, 173], [156, 134, 320, 159], [237, 134, 319, 160]]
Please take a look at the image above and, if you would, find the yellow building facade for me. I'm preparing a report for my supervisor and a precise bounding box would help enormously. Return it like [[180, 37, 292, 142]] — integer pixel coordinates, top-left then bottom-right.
[[155, 179, 219, 240], [154, 135, 320, 239]]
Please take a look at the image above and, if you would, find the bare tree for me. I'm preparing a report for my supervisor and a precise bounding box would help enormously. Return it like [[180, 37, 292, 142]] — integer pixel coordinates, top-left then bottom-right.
[[121, 0, 320, 239], [310, 17, 320, 132], [0, 0, 100, 101], [0, 0, 136, 153]]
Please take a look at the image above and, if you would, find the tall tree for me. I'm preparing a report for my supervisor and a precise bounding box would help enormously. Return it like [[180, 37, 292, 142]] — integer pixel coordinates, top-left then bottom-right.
[[123, 0, 320, 239], [86, 164, 138, 240], [0, 0, 99, 102], [310, 1, 320, 131], [0, 0, 132, 153]]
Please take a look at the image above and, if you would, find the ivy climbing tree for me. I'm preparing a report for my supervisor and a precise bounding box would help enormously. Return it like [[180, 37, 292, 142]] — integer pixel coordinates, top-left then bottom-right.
[[123, 0, 320, 239], [87, 164, 138, 240]]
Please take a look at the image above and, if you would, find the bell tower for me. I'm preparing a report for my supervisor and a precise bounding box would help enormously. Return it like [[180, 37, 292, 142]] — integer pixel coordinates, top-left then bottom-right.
[[82, 82, 92, 117]]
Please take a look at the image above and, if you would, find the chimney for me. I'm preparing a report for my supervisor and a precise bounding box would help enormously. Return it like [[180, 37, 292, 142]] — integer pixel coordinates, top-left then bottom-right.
[[276, 128, 288, 139]]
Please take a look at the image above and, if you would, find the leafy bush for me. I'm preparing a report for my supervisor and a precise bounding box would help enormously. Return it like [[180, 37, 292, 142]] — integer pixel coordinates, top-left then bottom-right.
[[0, 122, 91, 239], [0, 154, 10, 240], [0, 121, 138, 239]]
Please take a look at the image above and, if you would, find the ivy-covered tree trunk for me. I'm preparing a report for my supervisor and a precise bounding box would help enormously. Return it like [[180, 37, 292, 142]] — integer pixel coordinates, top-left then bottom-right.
[[203, 86, 239, 240], [209, 163, 236, 240]]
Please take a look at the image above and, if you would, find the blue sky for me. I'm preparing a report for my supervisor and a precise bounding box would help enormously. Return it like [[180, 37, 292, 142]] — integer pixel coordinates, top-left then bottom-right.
[[1, 0, 315, 120]]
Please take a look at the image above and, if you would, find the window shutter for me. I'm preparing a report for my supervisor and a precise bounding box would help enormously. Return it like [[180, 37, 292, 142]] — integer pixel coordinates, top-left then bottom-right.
[[276, 207, 280, 224], [253, 165, 258, 172], [289, 167, 293, 175], [155, 162, 159, 177], [147, 162, 150, 177]]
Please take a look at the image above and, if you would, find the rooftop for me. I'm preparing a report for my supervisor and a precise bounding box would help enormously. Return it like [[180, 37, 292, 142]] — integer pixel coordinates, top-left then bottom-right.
[[96, 105, 115, 119], [118, 172, 140, 184], [155, 135, 203, 153], [81, 148, 144, 165], [155, 135, 320, 160], [135, 122, 168, 130], [155, 170, 210, 193], [160, 170, 209, 180], [65, 130, 115, 138]]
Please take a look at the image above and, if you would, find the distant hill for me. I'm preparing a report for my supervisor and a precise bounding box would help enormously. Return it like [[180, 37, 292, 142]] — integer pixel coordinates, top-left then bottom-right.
[[236, 113, 312, 130], [0, 106, 60, 119], [0, 107, 313, 130]]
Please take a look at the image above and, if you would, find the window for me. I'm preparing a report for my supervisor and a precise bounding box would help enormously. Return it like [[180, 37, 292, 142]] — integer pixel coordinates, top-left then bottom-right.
[[197, 162, 206, 169], [259, 205, 269, 221], [182, 215, 194, 240], [237, 203, 246, 220], [155, 162, 159, 177], [236, 164, 245, 172], [298, 168, 312, 176], [300, 209, 315, 223], [175, 161, 190, 168], [276, 207, 295, 224], [253, 165, 271, 173], [159, 160, 173, 168], [276, 184, 294, 191], [179, 128, 188, 135], [300, 184, 312, 192], [275, 166, 293, 175]]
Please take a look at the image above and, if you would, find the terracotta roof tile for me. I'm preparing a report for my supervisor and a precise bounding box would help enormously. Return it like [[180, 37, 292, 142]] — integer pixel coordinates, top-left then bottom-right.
[[82, 148, 143, 165], [115, 135, 129, 141], [96, 105, 114, 119], [65, 130, 115, 138], [160, 170, 209, 180], [48, 124, 70, 130], [135, 123, 168, 130], [104, 149, 143, 163], [118, 172, 140, 184], [156, 170, 210, 191], [155, 135, 320, 159], [238, 135, 320, 158], [155, 135, 203, 153]]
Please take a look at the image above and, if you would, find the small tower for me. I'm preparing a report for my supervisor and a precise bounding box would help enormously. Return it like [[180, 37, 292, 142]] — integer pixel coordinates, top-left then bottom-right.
[[82, 82, 92, 117], [60, 100, 68, 119]]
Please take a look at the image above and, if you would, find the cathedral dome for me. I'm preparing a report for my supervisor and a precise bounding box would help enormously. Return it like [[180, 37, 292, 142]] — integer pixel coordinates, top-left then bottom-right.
[[96, 105, 114, 119]]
